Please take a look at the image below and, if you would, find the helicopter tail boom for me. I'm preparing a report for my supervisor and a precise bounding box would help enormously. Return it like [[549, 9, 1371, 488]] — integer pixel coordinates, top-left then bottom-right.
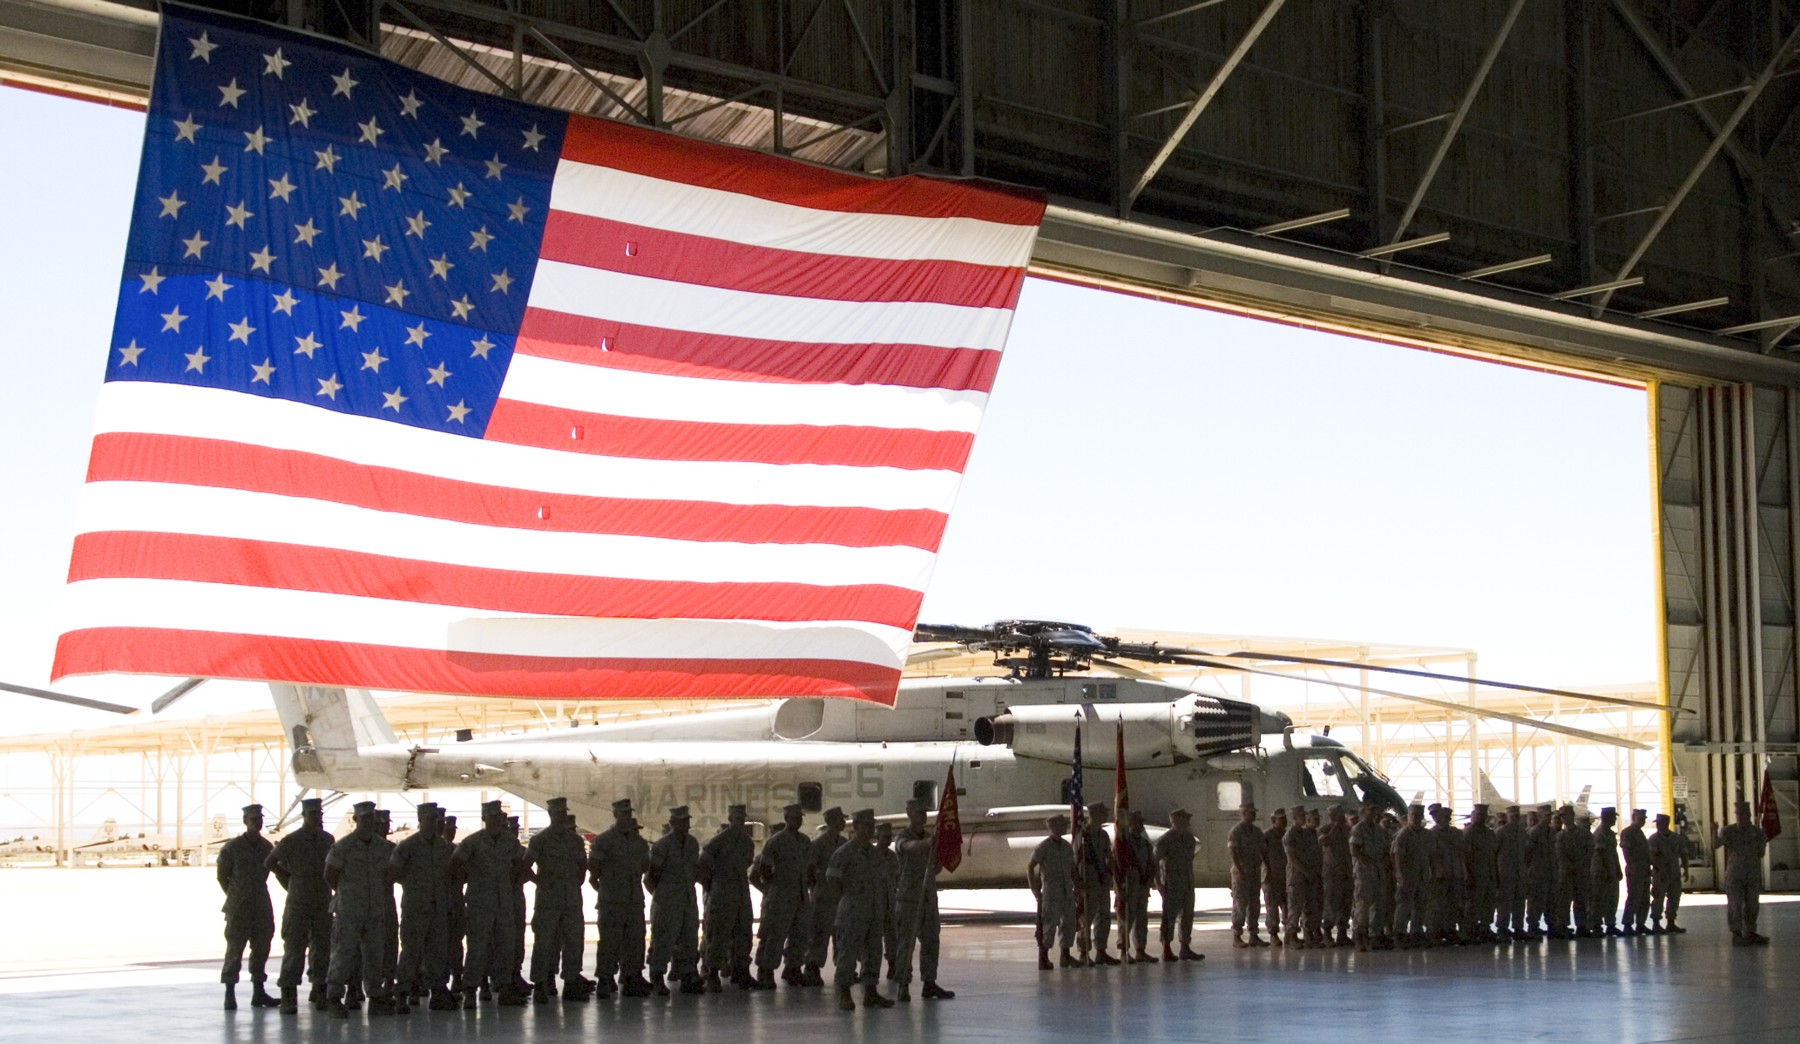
[[271, 683, 408, 790]]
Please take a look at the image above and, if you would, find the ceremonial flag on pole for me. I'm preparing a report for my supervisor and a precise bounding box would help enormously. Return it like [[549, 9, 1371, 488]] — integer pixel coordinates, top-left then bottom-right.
[[1112, 719, 1132, 914], [51, 7, 1043, 702], [1760, 762, 1783, 841], [935, 757, 963, 872]]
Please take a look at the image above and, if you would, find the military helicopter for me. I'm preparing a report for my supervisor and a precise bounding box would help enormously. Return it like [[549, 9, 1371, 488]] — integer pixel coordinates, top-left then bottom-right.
[[7, 620, 1659, 888]]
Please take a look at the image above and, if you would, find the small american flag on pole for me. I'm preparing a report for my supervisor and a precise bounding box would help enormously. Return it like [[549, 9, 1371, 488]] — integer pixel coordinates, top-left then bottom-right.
[[52, 8, 1042, 702]]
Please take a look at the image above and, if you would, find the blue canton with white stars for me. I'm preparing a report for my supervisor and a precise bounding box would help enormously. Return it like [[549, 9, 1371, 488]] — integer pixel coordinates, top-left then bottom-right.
[[110, 8, 566, 437]]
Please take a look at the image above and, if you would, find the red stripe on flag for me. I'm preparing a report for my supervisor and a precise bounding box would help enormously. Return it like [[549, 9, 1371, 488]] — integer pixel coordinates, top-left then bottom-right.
[[53, 627, 902, 701], [484, 399, 975, 471], [514, 316, 1000, 391], [560, 115, 1046, 226], [85, 433, 949, 549], [67, 532, 925, 627], [540, 212, 1027, 310]]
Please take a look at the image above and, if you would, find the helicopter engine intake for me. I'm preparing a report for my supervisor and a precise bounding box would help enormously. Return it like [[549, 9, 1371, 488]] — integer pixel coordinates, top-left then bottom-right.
[[974, 694, 1269, 768]]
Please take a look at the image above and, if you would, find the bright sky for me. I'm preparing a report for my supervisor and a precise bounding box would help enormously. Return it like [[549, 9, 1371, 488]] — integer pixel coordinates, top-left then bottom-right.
[[0, 85, 1658, 736]]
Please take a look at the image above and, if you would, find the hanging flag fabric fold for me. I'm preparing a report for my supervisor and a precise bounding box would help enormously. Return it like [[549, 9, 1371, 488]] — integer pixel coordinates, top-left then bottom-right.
[[935, 757, 964, 872], [51, 6, 1044, 702]]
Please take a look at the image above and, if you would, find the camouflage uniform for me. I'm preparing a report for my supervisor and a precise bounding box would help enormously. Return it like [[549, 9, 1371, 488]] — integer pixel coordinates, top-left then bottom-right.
[[1348, 814, 1385, 945], [1260, 819, 1288, 943], [1647, 819, 1685, 930], [1285, 810, 1323, 946], [589, 810, 649, 991], [1493, 811, 1527, 936], [1152, 823, 1196, 951], [1619, 816, 1651, 932], [700, 818, 756, 984], [1319, 812, 1353, 942], [527, 809, 588, 992], [751, 814, 812, 981], [805, 817, 848, 975], [647, 814, 701, 986], [452, 811, 524, 997], [1390, 815, 1430, 944], [826, 822, 886, 993], [894, 819, 946, 986], [1032, 832, 1079, 952], [1590, 815, 1622, 932], [217, 819, 275, 989], [1227, 818, 1263, 941], [1524, 812, 1556, 934], [326, 820, 396, 1001], [390, 808, 453, 1001], [268, 813, 334, 997], [1463, 811, 1497, 940]]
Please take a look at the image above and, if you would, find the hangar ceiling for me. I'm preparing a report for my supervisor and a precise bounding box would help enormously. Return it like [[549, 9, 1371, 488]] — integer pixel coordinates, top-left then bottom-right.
[[7, 0, 1800, 384]]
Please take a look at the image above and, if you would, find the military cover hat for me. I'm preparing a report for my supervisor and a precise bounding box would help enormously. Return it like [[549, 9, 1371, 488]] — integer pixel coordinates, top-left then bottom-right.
[[904, 798, 928, 813], [1168, 808, 1191, 820], [851, 808, 876, 825], [1290, 804, 1307, 817], [481, 799, 504, 816], [508, 815, 520, 828], [1736, 799, 1754, 814], [416, 802, 438, 816], [300, 797, 323, 812], [242, 803, 264, 816], [727, 803, 747, 816], [669, 805, 691, 819], [824, 806, 846, 820], [611, 798, 634, 813], [546, 797, 569, 813], [1504, 805, 1521, 815], [1408, 803, 1425, 815], [1469, 804, 1488, 819], [442, 814, 458, 826], [1270, 807, 1287, 819], [353, 800, 377, 815], [782, 803, 805, 816]]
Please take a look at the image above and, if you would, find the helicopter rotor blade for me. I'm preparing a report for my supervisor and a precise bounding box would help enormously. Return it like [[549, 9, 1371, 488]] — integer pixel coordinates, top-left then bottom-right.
[[1110, 642, 1672, 715], [0, 680, 136, 715], [1088, 656, 1165, 682], [904, 646, 969, 667], [1122, 652, 1650, 751], [150, 677, 207, 715]]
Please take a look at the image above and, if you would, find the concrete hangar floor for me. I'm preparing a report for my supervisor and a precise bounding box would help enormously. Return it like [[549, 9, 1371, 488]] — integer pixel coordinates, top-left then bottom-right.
[[0, 875, 1794, 1044]]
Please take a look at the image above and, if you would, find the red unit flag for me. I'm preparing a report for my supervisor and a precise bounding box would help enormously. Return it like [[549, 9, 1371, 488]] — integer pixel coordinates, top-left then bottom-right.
[[935, 760, 963, 872]]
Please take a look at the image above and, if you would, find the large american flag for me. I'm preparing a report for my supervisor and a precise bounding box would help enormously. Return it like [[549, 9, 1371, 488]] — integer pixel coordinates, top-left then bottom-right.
[[51, 8, 1042, 703]]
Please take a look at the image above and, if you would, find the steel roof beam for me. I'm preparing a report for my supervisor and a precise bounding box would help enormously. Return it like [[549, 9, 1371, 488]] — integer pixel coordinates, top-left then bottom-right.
[[1124, 0, 1287, 211], [1386, 0, 1529, 247], [1592, 18, 1800, 315]]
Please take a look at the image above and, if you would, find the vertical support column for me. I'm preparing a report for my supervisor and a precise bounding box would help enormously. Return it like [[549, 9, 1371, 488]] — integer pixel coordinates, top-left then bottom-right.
[[1466, 653, 1478, 808], [1566, 0, 1595, 288], [956, 0, 974, 177], [1360, 1, 1387, 245], [1103, 0, 1131, 216]]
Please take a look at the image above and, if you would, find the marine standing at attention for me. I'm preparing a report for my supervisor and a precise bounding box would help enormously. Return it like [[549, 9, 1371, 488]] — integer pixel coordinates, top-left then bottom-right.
[[1319, 805, 1353, 947], [802, 806, 849, 987], [751, 803, 812, 988], [1227, 802, 1265, 948], [267, 796, 334, 1013], [218, 803, 276, 1011], [647, 805, 704, 995], [1715, 799, 1770, 945], [1591, 807, 1623, 937], [1285, 804, 1321, 949], [1077, 802, 1119, 965], [1260, 808, 1289, 947], [526, 797, 591, 1002], [450, 800, 527, 1008], [1619, 808, 1651, 935], [827, 808, 893, 1010], [894, 798, 955, 999], [1493, 805, 1527, 940], [698, 803, 758, 991], [391, 802, 455, 1011], [589, 799, 651, 998], [1030, 813, 1079, 969], [1348, 803, 1384, 951], [1152, 809, 1202, 962], [324, 801, 398, 1018], [1647, 812, 1686, 934]]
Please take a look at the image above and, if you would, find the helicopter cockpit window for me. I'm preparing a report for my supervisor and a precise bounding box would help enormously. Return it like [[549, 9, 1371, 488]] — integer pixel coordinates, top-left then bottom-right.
[[1080, 682, 1117, 701], [1216, 780, 1244, 811], [913, 780, 938, 806], [1301, 757, 1345, 799], [797, 782, 823, 813]]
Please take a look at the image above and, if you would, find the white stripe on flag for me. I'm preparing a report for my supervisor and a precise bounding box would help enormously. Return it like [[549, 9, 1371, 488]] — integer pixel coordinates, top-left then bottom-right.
[[61, 578, 911, 665], [73, 481, 938, 589], [526, 261, 1020, 352], [548, 160, 1038, 267], [90, 382, 966, 512], [500, 353, 989, 432]]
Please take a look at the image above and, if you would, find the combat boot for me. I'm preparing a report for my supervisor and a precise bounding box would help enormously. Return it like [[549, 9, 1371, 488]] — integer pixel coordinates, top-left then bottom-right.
[[1162, 942, 1178, 962], [704, 970, 723, 993], [367, 994, 396, 1017], [680, 974, 708, 995], [309, 985, 327, 1010], [497, 985, 529, 1007], [837, 987, 856, 1011], [1057, 948, 1079, 968], [278, 987, 298, 1015], [462, 987, 478, 1010], [1246, 933, 1268, 948], [1096, 948, 1121, 966], [250, 981, 276, 1008], [223, 984, 238, 1011], [1134, 948, 1158, 963], [1037, 947, 1053, 971], [897, 982, 911, 1002], [756, 968, 778, 990], [533, 981, 551, 1004], [864, 984, 895, 1008], [921, 981, 956, 1000], [327, 996, 350, 1020], [429, 989, 459, 1011], [1232, 932, 1248, 948]]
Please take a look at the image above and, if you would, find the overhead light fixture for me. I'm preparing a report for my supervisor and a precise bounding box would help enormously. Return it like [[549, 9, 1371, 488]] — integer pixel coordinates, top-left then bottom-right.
[[1549, 276, 1644, 300], [1357, 232, 1450, 258], [1253, 208, 1351, 236], [1460, 254, 1554, 280], [1635, 297, 1730, 320], [1717, 313, 1800, 335]]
